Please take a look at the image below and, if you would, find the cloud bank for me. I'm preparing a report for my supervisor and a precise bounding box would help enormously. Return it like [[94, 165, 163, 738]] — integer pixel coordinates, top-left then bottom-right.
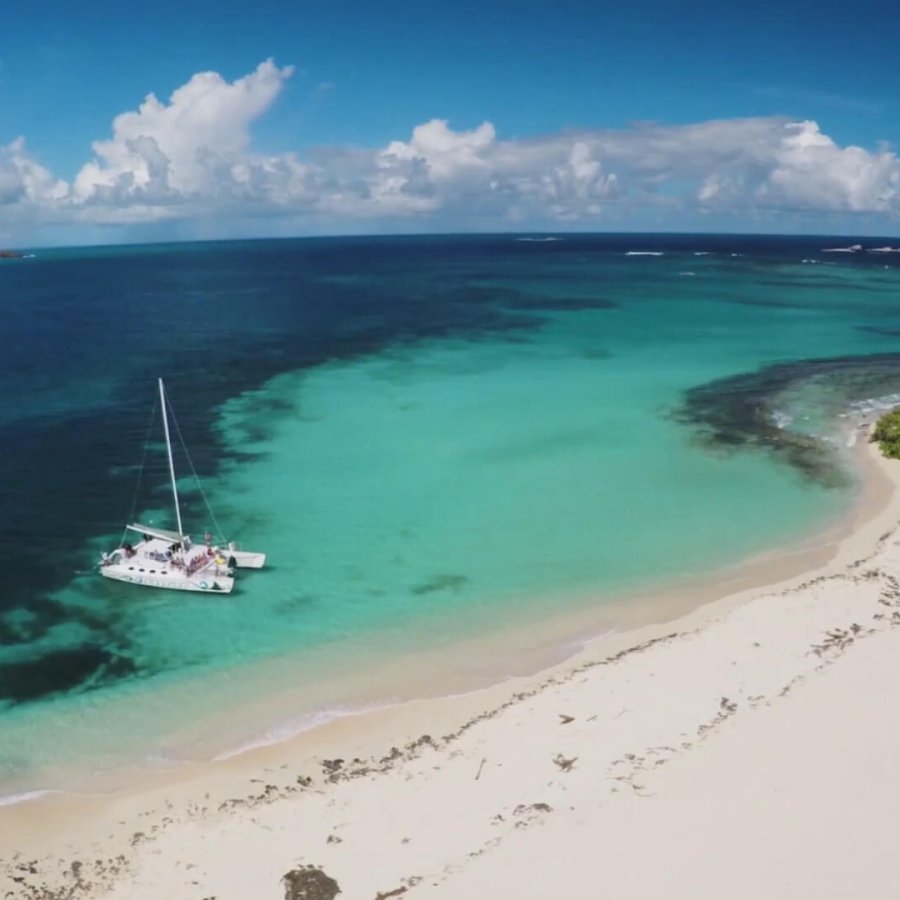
[[2, 59, 899, 243]]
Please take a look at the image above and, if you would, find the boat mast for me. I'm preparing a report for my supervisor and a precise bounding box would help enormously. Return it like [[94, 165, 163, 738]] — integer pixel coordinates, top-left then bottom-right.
[[159, 378, 185, 546]]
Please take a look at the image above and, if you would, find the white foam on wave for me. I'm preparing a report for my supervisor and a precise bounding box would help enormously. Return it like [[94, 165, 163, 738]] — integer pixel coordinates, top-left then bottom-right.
[[517, 236, 561, 242], [212, 701, 398, 761], [771, 410, 793, 429], [868, 246, 900, 253], [838, 392, 900, 447], [625, 251, 664, 256], [693, 251, 712, 256], [678, 271, 696, 277], [0, 788, 57, 808], [848, 392, 900, 417], [823, 244, 862, 253]]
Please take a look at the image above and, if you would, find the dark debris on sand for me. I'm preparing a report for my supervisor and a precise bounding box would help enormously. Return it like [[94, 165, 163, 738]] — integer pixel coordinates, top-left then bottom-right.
[[282, 864, 341, 900]]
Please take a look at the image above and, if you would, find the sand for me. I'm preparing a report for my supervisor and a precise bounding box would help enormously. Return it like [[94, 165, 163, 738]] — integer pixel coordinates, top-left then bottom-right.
[[4, 436, 900, 899]]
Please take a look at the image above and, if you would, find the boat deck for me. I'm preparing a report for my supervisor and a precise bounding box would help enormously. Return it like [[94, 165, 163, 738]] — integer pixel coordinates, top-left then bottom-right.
[[99, 536, 235, 593]]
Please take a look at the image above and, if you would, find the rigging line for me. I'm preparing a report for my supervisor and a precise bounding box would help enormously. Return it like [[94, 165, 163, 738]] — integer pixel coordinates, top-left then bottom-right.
[[122, 393, 159, 546], [166, 399, 229, 544]]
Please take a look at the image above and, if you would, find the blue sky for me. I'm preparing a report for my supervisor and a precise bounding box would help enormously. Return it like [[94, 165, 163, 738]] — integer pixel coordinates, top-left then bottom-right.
[[1, 0, 898, 245]]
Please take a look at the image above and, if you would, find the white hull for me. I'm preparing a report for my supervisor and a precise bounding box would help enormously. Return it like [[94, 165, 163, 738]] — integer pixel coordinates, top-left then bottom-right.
[[100, 566, 233, 593], [99, 537, 234, 593], [227, 548, 267, 569]]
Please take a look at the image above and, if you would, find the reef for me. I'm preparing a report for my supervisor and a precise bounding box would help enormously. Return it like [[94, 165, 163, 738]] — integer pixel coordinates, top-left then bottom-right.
[[673, 352, 900, 485]]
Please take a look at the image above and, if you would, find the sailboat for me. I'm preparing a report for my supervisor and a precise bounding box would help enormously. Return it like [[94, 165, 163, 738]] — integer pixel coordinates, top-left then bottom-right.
[[99, 378, 266, 593]]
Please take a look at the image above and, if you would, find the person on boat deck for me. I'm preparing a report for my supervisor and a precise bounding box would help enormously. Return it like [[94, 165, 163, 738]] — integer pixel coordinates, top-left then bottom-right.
[[142, 533, 151, 542]]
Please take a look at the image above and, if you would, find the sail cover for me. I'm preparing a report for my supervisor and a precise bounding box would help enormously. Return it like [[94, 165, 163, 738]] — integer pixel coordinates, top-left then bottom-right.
[[126, 523, 183, 543]]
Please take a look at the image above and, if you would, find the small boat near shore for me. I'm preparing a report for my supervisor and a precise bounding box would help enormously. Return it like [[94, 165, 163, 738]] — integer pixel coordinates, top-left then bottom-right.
[[99, 379, 265, 593]]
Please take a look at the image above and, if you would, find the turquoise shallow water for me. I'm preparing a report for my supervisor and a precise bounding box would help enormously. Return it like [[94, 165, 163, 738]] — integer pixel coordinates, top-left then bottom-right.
[[2, 234, 900, 795]]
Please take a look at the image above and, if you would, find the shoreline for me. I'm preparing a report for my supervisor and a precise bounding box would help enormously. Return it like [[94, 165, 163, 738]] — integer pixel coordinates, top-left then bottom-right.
[[0, 427, 881, 804], [0, 430, 886, 790], [3, 435, 900, 896]]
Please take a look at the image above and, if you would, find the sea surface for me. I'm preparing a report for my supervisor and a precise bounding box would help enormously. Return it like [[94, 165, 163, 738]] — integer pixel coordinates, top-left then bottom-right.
[[2, 233, 900, 797]]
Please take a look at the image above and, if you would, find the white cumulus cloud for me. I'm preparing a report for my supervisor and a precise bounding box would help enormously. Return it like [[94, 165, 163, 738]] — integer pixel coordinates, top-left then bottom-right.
[[71, 58, 296, 207], [3, 59, 900, 244], [758, 120, 900, 212], [0, 138, 66, 205]]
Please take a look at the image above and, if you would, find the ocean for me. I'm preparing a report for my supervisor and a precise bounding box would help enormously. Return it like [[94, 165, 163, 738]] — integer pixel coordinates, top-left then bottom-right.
[[1, 233, 899, 796]]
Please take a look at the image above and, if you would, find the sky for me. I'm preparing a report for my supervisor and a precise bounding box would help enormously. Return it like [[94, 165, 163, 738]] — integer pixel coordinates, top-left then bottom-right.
[[1, 0, 898, 246]]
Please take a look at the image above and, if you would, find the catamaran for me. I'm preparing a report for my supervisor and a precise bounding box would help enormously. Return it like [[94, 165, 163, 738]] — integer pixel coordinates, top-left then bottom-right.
[[99, 378, 266, 593]]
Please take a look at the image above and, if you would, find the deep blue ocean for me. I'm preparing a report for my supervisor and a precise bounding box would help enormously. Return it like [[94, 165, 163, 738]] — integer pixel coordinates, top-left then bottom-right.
[[2, 232, 900, 794]]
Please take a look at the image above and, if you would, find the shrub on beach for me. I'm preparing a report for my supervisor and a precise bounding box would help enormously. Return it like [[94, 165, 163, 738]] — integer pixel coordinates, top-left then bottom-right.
[[871, 409, 900, 459]]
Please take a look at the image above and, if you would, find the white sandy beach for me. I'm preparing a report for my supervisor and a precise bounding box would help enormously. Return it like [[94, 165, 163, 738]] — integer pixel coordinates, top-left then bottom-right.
[[4, 437, 900, 899]]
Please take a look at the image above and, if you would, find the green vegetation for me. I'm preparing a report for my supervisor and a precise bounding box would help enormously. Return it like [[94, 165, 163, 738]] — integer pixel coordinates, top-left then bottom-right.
[[871, 409, 900, 459]]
